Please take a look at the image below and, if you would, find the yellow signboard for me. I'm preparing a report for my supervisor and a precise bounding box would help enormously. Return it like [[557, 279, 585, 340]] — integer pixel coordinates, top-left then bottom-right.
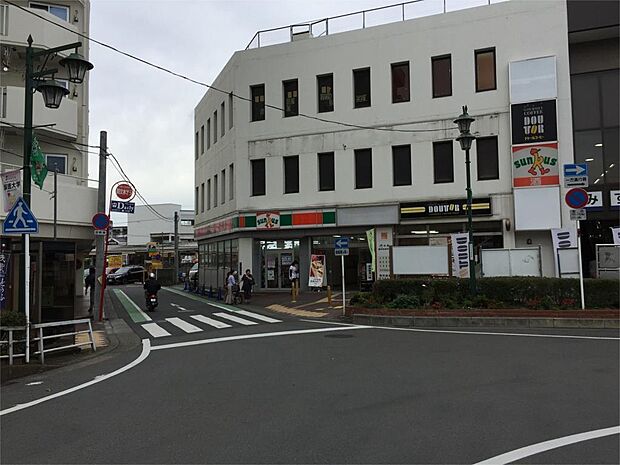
[[151, 260, 163, 270], [147, 242, 158, 257], [108, 255, 123, 268]]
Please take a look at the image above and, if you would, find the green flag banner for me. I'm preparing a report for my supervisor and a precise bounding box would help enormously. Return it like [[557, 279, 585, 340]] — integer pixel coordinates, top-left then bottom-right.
[[31, 136, 48, 189], [366, 228, 376, 273]]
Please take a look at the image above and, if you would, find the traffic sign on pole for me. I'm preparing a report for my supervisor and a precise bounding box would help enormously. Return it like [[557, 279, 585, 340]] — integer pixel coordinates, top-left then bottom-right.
[[335, 237, 349, 256], [115, 183, 134, 200], [565, 188, 589, 209], [92, 212, 110, 230], [110, 200, 135, 213], [2, 197, 38, 234], [563, 164, 588, 188]]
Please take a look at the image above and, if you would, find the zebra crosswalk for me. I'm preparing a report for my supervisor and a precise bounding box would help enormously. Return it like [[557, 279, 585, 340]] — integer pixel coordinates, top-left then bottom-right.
[[139, 309, 282, 339]]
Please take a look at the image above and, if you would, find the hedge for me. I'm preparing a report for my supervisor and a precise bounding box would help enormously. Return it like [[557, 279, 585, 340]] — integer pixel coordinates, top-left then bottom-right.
[[368, 277, 619, 309]]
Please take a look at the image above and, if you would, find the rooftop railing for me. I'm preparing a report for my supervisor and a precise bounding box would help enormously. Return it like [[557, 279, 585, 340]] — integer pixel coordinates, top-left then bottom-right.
[[245, 0, 505, 50]]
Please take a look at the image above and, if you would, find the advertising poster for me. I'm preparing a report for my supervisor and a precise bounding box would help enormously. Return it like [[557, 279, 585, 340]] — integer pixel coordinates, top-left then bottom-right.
[[0, 252, 10, 309], [108, 255, 123, 268], [375, 227, 393, 280], [366, 229, 376, 273], [308, 254, 325, 287], [256, 212, 280, 229], [511, 99, 557, 145], [450, 233, 470, 278], [512, 142, 559, 188], [1, 169, 22, 213]]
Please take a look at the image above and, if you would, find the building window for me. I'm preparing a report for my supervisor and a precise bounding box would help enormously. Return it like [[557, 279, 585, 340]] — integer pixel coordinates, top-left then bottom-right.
[[194, 132, 199, 160], [317, 74, 334, 113], [195, 186, 199, 214], [207, 118, 211, 149], [283, 79, 299, 117], [251, 159, 266, 196], [392, 145, 412, 186], [229, 93, 234, 129], [200, 183, 205, 213], [432, 55, 452, 98], [251, 84, 265, 121], [200, 125, 204, 154], [30, 2, 69, 21], [221, 169, 226, 204], [475, 48, 496, 92], [476, 136, 499, 180], [221, 102, 226, 137], [353, 68, 371, 108], [354, 148, 372, 189], [284, 155, 299, 194], [45, 154, 67, 174], [318, 152, 335, 191], [391, 62, 410, 103], [213, 111, 218, 143], [229, 163, 234, 200], [213, 174, 218, 207], [433, 141, 454, 183], [207, 179, 211, 210]]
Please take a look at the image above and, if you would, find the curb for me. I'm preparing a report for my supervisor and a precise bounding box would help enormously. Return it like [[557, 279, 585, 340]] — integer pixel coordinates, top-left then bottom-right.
[[352, 314, 620, 329]]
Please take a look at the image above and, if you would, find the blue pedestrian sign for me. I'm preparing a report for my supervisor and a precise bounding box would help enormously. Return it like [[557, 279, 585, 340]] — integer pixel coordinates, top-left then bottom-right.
[[563, 163, 588, 188], [335, 237, 349, 256], [2, 197, 38, 234]]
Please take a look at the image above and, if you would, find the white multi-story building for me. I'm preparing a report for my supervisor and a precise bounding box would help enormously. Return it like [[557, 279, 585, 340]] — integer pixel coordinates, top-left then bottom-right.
[[193, 0, 582, 291], [1, 1, 96, 321]]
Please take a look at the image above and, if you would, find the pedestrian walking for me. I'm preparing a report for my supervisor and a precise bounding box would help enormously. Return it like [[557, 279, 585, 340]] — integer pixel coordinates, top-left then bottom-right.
[[225, 270, 237, 304], [84, 266, 96, 317], [241, 269, 254, 302], [289, 260, 300, 293]]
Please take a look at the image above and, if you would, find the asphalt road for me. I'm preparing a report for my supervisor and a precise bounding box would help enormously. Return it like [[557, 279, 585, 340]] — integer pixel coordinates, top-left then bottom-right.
[[1, 287, 618, 464]]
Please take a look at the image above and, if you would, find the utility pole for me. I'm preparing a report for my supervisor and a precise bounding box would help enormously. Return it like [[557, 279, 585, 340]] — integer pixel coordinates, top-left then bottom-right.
[[53, 168, 58, 240], [174, 211, 179, 283], [94, 131, 107, 320]]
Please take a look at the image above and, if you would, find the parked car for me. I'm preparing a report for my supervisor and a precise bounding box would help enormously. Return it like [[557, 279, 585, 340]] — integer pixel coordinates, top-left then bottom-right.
[[106, 267, 119, 277], [107, 266, 145, 285], [188, 263, 198, 288]]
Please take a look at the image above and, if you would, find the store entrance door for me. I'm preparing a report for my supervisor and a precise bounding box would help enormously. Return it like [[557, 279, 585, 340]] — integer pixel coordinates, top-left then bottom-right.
[[264, 251, 294, 289]]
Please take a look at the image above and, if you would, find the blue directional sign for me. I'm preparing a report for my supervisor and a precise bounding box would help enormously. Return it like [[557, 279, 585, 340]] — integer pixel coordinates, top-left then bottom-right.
[[335, 237, 349, 256], [563, 163, 588, 188], [2, 197, 38, 234]]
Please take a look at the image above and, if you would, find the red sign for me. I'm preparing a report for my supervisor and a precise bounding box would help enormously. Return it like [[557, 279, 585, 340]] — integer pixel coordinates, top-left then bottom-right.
[[115, 183, 133, 200]]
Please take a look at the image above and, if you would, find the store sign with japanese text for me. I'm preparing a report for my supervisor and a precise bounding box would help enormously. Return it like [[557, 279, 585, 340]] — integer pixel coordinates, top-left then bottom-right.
[[1, 170, 22, 213], [400, 198, 492, 220], [256, 212, 280, 229], [585, 191, 603, 210], [512, 142, 559, 188], [511, 99, 557, 145], [0, 252, 10, 309]]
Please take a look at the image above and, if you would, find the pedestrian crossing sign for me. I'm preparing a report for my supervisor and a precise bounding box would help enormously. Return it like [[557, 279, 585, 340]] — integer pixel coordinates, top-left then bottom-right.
[[2, 197, 38, 234]]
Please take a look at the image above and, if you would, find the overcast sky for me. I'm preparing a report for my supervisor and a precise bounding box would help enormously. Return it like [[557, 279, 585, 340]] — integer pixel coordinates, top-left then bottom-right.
[[87, 0, 492, 222]]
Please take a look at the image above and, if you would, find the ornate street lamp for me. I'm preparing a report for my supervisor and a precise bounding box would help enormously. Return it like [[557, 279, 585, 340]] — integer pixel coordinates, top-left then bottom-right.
[[454, 106, 477, 295], [36, 79, 70, 109], [59, 50, 94, 83]]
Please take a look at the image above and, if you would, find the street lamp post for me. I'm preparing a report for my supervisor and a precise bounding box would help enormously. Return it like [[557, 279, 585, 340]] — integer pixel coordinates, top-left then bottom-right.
[[454, 106, 477, 295], [19, 35, 93, 350]]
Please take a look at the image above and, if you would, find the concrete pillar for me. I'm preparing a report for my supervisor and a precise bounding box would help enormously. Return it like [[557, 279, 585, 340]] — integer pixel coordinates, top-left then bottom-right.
[[299, 236, 311, 291]]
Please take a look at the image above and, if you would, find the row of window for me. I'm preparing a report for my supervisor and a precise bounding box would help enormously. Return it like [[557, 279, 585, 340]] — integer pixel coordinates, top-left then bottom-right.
[[196, 163, 235, 214], [195, 94, 234, 159], [249, 48, 496, 121], [248, 136, 499, 197]]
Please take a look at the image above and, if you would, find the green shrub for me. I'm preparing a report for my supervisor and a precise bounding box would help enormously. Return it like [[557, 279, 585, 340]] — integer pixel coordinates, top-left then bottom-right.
[[387, 294, 421, 309], [0, 310, 26, 327]]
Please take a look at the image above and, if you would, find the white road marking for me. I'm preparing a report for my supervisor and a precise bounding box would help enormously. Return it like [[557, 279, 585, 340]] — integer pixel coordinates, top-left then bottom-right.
[[206, 301, 239, 312], [25, 381, 43, 386], [214, 312, 258, 326], [474, 425, 620, 465], [373, 325, 620, 341], [299, 319, 362, 327], [141, 323, 171, 338], [151, 325, 371, 351], [165, 317, 202, 333], [235, 310, 281, 323], [190, 314, 232, 329], [0, 340, 151, 417], [116, 289, 152, 322]]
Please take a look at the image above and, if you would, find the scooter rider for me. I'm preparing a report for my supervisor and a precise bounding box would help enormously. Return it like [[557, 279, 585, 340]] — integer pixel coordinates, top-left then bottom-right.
[[144, 272, 161, 299]]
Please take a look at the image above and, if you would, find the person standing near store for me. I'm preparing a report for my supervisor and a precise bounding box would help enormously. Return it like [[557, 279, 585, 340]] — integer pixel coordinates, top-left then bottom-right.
[[241, 269, 254, 303], [84, 266, 96, 318], [289, 260, 300, 292], [226, 270, 237, 304]]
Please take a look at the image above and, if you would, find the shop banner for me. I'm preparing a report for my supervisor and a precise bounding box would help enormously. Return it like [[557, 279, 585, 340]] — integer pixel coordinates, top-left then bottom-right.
[[585, 191, 603, 210], [611, 227, 620, 245], [450, 233, 470, 278], [256, 212, 280, 229], [308, 254, 325, 287], [1, 169, 22, 213], [551, 228, 577, 276], [511, 99, 557, 145], [512, 142, 559, 188], [375, 227, 393, 280], [366, 229, 376, 273], [611, 190, 620, 209], [0, 252, 10, 310]]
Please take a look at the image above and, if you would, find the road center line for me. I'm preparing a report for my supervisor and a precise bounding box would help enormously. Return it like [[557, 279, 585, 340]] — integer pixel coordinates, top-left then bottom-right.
[[151, 325, 371, 351], [0, 339, 151, 417], [473, 425, 620, 465]]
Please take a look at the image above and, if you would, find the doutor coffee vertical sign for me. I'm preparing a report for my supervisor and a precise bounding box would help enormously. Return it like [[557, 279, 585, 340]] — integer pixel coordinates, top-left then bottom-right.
[[511, 99, 557, 145]]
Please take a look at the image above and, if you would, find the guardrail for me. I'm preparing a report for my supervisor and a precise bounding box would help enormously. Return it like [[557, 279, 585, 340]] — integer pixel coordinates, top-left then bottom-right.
[[0, 326, 27, 365], [32, 318, 97, 364]]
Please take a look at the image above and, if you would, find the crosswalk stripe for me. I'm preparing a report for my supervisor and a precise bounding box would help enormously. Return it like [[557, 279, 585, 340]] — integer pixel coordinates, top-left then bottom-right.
[[234, 310, 281, 324], [189, 314, 232, 329], [165, 317, 202, 333], [214, 312, 258, 326], [142, 323, 171, 338]]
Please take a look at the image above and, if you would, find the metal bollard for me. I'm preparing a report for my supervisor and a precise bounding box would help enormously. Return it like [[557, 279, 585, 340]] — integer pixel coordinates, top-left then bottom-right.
[[291, 281, 297, 303], [327, 285, 332, 306]]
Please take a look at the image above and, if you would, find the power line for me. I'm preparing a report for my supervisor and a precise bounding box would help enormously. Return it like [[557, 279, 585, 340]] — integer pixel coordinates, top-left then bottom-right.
[[6, 0, 455, 135]]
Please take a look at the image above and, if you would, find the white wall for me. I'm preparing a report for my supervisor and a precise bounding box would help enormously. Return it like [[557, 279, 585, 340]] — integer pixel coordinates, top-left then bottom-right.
[[127, 203, 192, 245]]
